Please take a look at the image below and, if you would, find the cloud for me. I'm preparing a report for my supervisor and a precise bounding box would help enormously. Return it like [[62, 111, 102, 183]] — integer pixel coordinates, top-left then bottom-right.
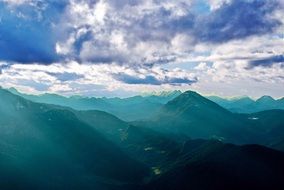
[[0, 57, 283, 97], [113, 74, 162, 85], [55, 0, 195, 65], [249, 55, 284, 68], [191, 59, 284, 98], [0, 0, 283, 98], [0, 61, 198, 96], [113, 73, 197, 86], [47, 72, 84, 82], [0, 0, 282, 66], [53, 0, 283, 67], [194, 0, 281, 43], [112, 65, 198, 86], [0, 0, 67, 64]]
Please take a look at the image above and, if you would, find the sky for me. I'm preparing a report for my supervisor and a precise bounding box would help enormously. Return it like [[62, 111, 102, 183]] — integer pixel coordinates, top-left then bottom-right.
[[0, 0, 283, 98]]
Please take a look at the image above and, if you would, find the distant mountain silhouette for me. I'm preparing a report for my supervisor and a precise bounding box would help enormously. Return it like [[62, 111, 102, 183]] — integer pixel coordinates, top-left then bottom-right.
[[208, 95, 284, 113], [8, 88, 180, 121]]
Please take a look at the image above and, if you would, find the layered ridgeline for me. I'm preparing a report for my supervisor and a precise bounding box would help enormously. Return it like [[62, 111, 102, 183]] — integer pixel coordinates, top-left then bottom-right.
[[9, 88, 284, 120], [1, 87, 284, 189], [6, 87, 284, 147], [208, 95, 284, 113], [8, 88, 182, 121], [135, 91, 284, 147]]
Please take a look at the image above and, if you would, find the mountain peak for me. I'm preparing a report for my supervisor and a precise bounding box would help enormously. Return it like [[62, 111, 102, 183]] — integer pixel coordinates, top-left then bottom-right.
[[182, 90, 200, 96], [164, 90, 225, 112], [257, 95, 275, 103], [171, 90, 205, 102]]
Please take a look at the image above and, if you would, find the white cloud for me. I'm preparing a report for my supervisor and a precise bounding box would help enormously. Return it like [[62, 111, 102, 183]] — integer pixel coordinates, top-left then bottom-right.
[[190, 59, 284, 98], [54, 0, 198, 65], [0, 0, 283, 97], [1, 56, 283, 98], [0, 61, 198, 96]]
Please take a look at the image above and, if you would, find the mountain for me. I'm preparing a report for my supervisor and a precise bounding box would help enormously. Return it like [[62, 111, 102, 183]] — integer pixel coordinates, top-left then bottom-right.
[[73, 109, 130, 143], [4, 87, 190, 182], [8, 88, 112, 112], [1, 87, 284, 189], [208, 96, 255, 112], [8, 88, 182, 121], [148, 141, 284, 190], [10, 87, 283, 147], [138, 91, 258, 144], [9, 87, 284, 120], [138, 91, 284, 146], [141, 90, 182, 104], [70, 109, 189, 172], [256, 95, 275, 103], [118, 129, 284, 190], [0, 88, 149, 189], [243, 109, 284, 151], [208, 95, 284, 113], [61, 107, 284, 190], [101, 96, 163, 121]]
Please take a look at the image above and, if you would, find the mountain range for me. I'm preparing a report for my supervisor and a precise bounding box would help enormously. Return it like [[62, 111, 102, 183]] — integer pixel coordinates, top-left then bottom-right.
[[133, 91, 284, 148], [8, 88, 182, 121], [9, 88, 284, 121], [1, 87, 284, 189], [208, 95, 284, 113]]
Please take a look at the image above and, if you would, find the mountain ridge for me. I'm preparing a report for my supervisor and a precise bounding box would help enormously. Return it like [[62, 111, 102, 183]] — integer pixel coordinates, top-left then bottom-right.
[[1, 87, 284, 189]]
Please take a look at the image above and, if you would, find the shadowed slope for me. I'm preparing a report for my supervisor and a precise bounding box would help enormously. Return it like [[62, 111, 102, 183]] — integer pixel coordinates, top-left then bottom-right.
[[0, 88, 149, 189]]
